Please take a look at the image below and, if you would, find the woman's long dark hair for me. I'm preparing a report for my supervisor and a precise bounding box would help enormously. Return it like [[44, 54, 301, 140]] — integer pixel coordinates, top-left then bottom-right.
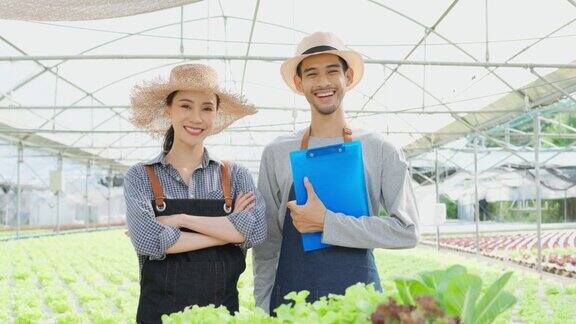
[[162, 91, 220, 153]]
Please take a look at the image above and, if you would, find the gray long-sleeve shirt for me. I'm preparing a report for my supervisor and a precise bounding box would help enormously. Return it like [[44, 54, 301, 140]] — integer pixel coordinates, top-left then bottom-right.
[[252, 128, 420, 312]]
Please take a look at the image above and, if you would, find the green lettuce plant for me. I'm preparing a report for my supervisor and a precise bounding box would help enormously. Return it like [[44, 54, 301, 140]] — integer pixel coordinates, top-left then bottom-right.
[[393, 265, 516, 324]]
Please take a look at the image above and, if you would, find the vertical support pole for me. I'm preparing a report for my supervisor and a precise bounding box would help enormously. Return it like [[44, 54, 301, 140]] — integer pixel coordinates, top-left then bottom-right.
[[53, 66, 59, 130], [223, 16, 228, 86], [56, 153, 62, 232], [564, 189, 568, 223], [422, 27, 427, 110], [84, 160, 91, 231], [485, 0, 490, 62], [474, 135, 480, 256], [107, 166, 112, 229], [206, 0, 210, 53], [16, 142, 23, 239], [534, 110, 542, 275], [435, 148, 440, 251], [179, 6, 185, 54]]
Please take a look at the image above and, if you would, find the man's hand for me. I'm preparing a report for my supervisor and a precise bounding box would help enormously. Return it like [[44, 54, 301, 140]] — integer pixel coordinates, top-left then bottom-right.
[[286, 177, 326, 233]]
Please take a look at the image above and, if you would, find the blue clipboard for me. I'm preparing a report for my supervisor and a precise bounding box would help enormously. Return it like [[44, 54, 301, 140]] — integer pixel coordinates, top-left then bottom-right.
[[289, 140, 370, 252]]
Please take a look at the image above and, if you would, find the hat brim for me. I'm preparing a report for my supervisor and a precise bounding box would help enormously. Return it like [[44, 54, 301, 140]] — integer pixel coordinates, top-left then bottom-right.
[[280, 50, 364, 95], [130, 77, 257, 138]]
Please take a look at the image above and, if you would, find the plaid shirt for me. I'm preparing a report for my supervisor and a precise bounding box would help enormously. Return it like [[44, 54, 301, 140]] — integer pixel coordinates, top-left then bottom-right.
[[123, 149, 267, 271]]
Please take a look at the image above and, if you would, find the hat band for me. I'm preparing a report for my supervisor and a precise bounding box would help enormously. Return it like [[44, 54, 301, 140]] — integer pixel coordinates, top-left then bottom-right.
[[302, 45, 338, 55]]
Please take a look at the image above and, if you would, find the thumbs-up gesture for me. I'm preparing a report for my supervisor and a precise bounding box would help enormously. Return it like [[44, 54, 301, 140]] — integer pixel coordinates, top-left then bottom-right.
[[286, 177, 327, 233]]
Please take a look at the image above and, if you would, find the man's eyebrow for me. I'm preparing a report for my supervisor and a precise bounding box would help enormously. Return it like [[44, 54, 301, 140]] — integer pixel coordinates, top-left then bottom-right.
[[302, 67, 318, 74]]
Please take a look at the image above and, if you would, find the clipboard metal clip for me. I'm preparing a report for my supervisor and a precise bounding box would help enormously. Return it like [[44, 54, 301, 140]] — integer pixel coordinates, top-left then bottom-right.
[[306, 143, 346, 159]]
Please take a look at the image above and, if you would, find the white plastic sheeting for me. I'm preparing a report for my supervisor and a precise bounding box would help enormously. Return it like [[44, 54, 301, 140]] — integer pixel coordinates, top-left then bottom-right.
[[1, 0, 576, 174], [0, 1, 201, 21]]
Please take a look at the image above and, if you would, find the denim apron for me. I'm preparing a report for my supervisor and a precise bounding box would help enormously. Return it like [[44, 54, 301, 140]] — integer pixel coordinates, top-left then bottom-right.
[[136, 162, 245, 323], [269, 128, 381, 314]]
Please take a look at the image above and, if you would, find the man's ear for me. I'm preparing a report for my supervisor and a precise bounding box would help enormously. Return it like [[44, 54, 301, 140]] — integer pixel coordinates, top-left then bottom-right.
[[294, 74, 304, 93], [345, 68, 354, 87]]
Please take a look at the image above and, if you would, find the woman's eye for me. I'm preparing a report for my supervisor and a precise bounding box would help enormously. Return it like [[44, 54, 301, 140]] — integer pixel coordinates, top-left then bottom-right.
[[306, 73, 317, 77], [203, 106, 214, 111], [181, 105, 191, 109]]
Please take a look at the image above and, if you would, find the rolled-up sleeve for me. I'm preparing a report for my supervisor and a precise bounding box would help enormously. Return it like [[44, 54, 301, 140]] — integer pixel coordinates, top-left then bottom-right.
[[123, 164, 181, 260], [227, 164, 267, 249]]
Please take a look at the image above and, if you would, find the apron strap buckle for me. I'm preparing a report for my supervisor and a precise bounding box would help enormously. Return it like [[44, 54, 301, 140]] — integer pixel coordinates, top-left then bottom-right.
[[155, 200, 167, 212]]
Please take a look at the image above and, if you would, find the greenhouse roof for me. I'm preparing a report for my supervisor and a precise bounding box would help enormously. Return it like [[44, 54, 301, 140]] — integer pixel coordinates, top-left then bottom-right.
[[1, 0, 576, 175]]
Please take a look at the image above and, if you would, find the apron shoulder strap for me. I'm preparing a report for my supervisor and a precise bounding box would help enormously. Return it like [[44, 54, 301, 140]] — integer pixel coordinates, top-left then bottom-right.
[[300, 126, 353, 150], [220, 161, 233, 211], [144, 165, 166, 211]]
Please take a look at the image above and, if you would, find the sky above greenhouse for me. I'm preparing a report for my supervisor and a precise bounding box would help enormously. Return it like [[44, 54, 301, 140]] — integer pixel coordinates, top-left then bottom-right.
[[1, 0, 576, 175]]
